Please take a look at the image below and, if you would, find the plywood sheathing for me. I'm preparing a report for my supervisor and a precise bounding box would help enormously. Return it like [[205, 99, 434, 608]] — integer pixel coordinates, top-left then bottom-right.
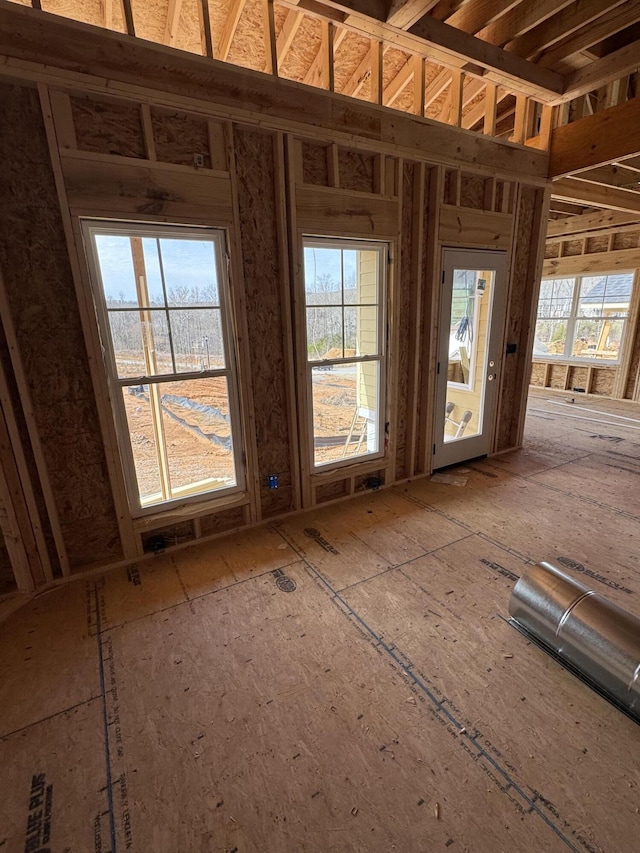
[[337, 148, 375, 194], [0, 84, 122, 569], [228, 0, 268, 72], [278, 10, 321, 83], [234, 127, 294, 517], [3, 400, 640, 850], [333, 29, 373, 96], [301, 140, 329, 186], [151, 107, 215, 167], [71, 95, 147, 158]]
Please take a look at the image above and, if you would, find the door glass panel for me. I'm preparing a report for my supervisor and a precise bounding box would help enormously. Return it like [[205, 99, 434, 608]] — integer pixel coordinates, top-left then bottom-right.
[[444, 268, 494, 445]]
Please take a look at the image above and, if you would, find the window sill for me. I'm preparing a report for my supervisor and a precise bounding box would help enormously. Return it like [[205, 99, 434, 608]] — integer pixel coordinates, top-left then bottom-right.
[[132, 489, 249, 532]]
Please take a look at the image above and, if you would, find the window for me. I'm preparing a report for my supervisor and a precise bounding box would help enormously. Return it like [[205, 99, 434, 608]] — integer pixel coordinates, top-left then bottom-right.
[[534, 272, 633, 363], [302, 237, 387, 469], [82, 221, 243, 515], [448, 269, 484, 390]]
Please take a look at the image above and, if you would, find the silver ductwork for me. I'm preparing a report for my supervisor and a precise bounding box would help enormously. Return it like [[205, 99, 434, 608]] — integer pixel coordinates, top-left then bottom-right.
[[509, 562, 640, 723]]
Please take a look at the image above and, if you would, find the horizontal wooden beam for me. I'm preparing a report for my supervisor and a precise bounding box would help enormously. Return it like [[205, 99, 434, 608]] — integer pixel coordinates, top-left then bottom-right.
[[571, 164, 640, 190], [542, 246, 640, 277], [560, 39, 640, 104], [547, 209, 640, 238], [552, 177, 640, 214], [288, 0, 564, 100], [548, 96, 640, 178], [0, 4, 549, 181]]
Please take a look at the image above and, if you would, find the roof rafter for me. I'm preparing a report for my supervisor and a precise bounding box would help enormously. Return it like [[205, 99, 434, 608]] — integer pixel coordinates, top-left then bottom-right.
[[164, 0, 184, 46], [480, 0, 575, 51], [218, 0, 247, 61], [538, 0, 640, 70], [386, 1, 439, 29], [285, 0, 564, 100]]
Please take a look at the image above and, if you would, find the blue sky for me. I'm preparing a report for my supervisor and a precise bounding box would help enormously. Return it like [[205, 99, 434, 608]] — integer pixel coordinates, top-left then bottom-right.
[[304, 247, 357, 291], [95, 235, 219, 305]]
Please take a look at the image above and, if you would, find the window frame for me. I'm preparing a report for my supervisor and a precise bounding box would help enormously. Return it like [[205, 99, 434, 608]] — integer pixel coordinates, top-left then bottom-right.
[[301, 235, 388, 473], [81, 219, 245, 517], [535, 271, 634, 365]]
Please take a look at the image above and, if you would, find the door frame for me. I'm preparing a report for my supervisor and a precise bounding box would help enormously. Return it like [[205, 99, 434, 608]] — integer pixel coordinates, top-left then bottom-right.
[[432, 247, 508, 469]]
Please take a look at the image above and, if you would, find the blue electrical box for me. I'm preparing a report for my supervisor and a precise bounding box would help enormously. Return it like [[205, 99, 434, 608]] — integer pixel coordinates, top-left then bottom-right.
[[268, 474, 278, 489]]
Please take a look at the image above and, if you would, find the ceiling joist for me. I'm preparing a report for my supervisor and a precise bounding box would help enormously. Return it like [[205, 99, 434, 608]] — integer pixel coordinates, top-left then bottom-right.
[[552, 176, 640, 214]]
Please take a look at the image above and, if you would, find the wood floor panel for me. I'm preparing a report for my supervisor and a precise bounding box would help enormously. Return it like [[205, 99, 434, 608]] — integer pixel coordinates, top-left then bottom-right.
[[341, 545, 640, 853], [0, 582, 99, 737], [279, 490, 470, 590], [0, 698, 108, 852], [104, 562, 568, 853]]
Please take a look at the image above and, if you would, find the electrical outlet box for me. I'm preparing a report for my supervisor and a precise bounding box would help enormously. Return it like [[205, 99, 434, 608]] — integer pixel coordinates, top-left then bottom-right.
[[268, 474, 278, 489], [193, 152, 205, 168]]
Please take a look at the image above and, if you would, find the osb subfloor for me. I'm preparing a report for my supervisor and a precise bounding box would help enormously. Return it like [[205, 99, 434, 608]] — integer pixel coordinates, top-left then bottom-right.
[[2, 388, 640, 852]]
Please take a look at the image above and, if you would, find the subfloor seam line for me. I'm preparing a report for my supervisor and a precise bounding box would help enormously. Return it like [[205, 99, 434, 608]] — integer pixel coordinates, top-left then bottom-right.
[[95, 579, 117, 853], [105, 561, 303, 633], [272, 525, 581, 853], [0, 694, 102, 742], [336, 532, 476, 594]]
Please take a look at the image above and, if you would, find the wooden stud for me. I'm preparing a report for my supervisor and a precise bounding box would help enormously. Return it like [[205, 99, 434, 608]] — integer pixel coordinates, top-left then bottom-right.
[[416, 164, 444, 475], [0, 349, 55, 590], [543, 362, 552, 388], [449, 69, 463, 128], [328, 142, 340, 188], [277, 10, 304, 67], [511, 94, 527, 145], [39, 83, 140, 561], [218, 0, 246, 61], [140, 103, 157, 160], [264, 0, 278, 77], [0, 260, 71, 575], [483, 82, 497, 136], [405, 160, 425, 478], [48, 90, 77, 151], [483, 176, 496, 212], [371, 40, 383, 106], [274, 132, 302, 512], [284, 134, 313, 507], [223, 121, 261, 522], [198, 0, 214, 59], [328, 23, 336, 93], [121, 0, 135, 36], [412, 54, 425, 118], [373, 153, 385, 195], [511, 185, 553, 449], [612, 267, 640, 399], [164, 0, 184, 46]]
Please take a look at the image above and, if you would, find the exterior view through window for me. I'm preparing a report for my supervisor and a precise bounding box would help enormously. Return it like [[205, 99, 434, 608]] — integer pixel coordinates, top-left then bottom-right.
[[303, 238, 386, 469], [534, 272, 633, 363], [82, 221, 242, 514]]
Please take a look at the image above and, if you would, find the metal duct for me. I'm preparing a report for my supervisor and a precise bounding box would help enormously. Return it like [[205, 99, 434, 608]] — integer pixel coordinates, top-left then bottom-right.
[[509, 562, 640, 723]]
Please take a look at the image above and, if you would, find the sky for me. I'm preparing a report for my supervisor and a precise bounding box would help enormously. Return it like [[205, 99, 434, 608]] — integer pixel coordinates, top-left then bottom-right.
[[94, 235, 219, 306], [304, 246, 357, 291]]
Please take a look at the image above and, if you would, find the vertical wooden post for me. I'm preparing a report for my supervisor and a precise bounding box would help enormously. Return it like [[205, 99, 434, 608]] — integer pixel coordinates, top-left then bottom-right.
[[198, 0, 214, 58], [450, 69, 463, 127], [371, 39, 383, 105], [483, 82, 497, 136], [264, 0, 278, 76], [412, 54, 425, 117], [511, 94, 527, 144]]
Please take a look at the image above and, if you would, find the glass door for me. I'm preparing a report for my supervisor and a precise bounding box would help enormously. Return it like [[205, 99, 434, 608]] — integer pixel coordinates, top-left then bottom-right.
[[433, 248, 507, 469]]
